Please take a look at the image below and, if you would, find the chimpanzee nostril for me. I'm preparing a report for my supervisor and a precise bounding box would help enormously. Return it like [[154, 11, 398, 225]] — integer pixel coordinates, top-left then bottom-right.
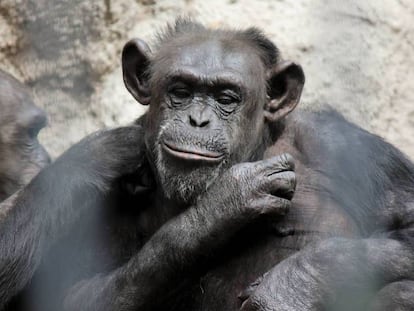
[[199, 119, 209, 127], [189, 115, 197, 127]]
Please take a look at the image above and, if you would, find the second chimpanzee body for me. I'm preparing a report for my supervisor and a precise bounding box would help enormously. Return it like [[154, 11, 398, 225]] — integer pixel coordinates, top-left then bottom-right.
[[2, 20, 414, 311]]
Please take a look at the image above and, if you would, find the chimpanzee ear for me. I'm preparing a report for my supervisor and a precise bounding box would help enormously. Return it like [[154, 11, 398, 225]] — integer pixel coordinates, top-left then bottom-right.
[[264, 61, 305, 122], [122, 38, 152, 105]]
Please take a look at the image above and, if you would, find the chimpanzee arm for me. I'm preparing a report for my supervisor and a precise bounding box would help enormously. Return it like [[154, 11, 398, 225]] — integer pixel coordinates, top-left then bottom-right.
[[0, 126, 146, 307], [63, 155, 296, 311], [239, 229, 414, 311]]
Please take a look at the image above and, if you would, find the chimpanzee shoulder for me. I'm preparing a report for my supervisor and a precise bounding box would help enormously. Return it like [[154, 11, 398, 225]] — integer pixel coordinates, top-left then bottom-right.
[[287, 108, 414, 233]]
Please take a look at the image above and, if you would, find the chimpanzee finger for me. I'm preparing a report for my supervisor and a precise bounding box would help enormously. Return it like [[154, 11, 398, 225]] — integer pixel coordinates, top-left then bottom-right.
[[238, 285, 257, 304], [250, 194, 291, 216], [238, 274, 266, 303], [267, 170, 296, 200], [260, 153, 295, 176], [119, 161, 156, 196]]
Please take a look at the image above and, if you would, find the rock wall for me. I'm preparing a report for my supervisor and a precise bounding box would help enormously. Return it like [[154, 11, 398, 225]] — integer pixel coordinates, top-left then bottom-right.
[[1, 0, 413, 159]]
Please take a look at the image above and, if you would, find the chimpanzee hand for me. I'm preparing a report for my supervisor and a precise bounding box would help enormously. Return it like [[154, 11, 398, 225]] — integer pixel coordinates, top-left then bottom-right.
[[194, 153, 296, 235], [238, 237, 414, 311], [148, 154, 297, 264], [238, 239, 354, 311], [238, 257, 319, 311]]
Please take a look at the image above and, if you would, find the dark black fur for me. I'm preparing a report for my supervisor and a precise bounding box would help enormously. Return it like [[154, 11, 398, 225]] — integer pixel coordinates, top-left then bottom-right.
[[1, 20, 414, 311]]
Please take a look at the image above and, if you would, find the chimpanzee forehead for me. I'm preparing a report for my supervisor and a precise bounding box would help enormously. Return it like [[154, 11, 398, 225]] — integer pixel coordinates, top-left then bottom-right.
[[158, 38, 265, 83]]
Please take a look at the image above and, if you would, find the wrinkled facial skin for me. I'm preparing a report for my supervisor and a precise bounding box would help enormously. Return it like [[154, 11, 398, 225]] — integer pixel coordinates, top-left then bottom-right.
[[144, 39, 268, 204], [0, 71, 50, 201]]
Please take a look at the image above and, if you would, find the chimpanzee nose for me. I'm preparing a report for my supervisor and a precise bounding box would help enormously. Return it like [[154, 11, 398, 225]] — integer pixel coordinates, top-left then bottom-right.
[[189, 114, 210, 127], [188, 105, 211, 128]]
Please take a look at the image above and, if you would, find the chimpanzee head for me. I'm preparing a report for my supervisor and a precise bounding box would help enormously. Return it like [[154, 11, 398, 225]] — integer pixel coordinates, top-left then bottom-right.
[[122, 19, 304, 204], [0, 70, 50, 201]]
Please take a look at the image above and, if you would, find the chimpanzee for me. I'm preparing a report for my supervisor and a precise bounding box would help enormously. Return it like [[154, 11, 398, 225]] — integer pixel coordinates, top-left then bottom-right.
[[0, 70, 50, 204], [1, 19, 414, 311]]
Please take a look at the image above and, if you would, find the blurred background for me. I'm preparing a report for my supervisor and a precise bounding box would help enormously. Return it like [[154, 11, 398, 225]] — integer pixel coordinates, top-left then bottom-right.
[[0, 0, 413, 159]]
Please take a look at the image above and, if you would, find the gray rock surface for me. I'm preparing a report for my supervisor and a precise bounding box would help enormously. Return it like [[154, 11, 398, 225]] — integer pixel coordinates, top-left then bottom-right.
[[1, 0, 413, 159]]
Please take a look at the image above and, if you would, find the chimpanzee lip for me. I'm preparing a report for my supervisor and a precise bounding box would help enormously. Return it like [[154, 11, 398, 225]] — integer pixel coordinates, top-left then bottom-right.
[[162, 141, 225, 163]]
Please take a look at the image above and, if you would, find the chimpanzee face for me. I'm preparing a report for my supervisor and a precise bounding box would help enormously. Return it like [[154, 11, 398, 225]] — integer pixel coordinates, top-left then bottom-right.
[[0, 71, 50, 201], [144, 39, 268, 203]]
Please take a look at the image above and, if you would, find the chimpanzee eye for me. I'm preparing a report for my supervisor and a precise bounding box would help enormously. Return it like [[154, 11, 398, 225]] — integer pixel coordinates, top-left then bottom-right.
[[217, 96, 235, 105], [26, 115, 47, 139], [216, 91, 241, 105], [169, 87, 191, 99]]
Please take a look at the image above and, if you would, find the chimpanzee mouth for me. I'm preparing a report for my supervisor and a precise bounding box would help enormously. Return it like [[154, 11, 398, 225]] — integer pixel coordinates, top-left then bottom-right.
[[162, 142, 225, 163]]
